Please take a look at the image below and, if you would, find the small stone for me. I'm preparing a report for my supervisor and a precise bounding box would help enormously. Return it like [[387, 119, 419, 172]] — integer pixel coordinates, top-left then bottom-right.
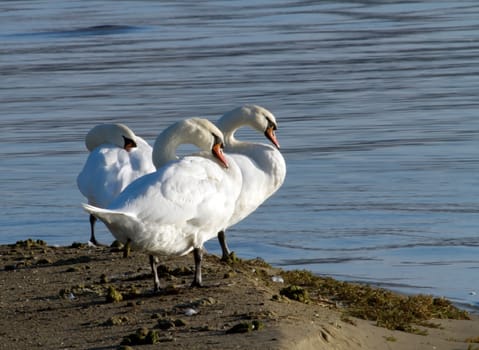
[[103, 315, 129, 326], [174, 319, 187, 327], [156, 318, 175, 330], [226, 322, 253, 334], [137, 327, 149, 337], [35, 258, 52, 265]]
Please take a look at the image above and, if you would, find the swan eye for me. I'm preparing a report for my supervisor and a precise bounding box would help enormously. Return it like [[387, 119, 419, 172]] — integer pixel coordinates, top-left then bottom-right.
[[266, 117, 277, 131], [212, 133, 224, 148]]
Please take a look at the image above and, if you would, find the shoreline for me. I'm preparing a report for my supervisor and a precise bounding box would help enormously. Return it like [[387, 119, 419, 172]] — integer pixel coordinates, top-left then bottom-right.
[[1, 239, 479, 350], [4, 236, 477, 309]]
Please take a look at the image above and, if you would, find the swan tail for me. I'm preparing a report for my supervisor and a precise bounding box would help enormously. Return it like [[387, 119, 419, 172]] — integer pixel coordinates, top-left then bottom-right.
[[82, 203, 142, 235], [83, 203, 126, 223]]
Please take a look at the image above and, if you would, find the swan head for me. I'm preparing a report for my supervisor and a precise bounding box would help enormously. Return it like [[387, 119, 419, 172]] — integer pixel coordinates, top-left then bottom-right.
[[153, 118, 228, 169], [190, 118, 229, 169], [85, 123, 137, 152], [218, 105, 281, 149]]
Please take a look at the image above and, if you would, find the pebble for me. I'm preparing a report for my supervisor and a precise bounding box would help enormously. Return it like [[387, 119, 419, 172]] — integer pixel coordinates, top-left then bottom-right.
[[184, 308, 198, 316], [271, 276, 284, 283]]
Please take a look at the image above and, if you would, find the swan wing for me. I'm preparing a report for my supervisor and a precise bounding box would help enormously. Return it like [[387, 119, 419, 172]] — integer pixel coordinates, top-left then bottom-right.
[[77, 146, 130, 207], [112, 156, 238, 226], [225, 145, 286, 227], [77, 141, 155, 208], [128, 136, 156, 175], [161, 156, 240, 225], [101, 155, 241, 255]]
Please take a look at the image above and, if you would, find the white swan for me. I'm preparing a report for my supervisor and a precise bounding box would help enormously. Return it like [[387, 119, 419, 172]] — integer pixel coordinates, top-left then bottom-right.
[[77, 123, 155, 245], [215, 105, 286, 260], [82, 118, 242, 290]]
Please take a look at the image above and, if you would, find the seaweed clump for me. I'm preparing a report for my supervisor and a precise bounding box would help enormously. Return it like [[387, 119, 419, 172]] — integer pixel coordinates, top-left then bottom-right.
[[13, 239, 47, 249], [121, 327, 160, 345], [106, 286, 123, 303], [280, 269, 469, 333], [280, 285, 310, 303]]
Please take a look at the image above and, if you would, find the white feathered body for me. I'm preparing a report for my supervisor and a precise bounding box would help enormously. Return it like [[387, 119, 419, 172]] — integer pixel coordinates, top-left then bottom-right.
[[77, 137, 155, 208], [226, 142, 286, 227], [83, 152, 242, 256]]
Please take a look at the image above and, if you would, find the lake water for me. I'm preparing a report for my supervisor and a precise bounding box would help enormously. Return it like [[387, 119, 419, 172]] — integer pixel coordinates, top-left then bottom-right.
[[1, 1, 478, 310]]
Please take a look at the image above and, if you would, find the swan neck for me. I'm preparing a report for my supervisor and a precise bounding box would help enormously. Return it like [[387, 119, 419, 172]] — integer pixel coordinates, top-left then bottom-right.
[[153, 119, 215, 169], [216, 110, 248, 148], [152, 124, 184, 169]]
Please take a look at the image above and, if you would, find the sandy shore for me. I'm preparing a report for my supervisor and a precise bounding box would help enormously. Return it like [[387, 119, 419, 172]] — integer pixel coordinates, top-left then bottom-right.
[[1, 239, 478, 350]]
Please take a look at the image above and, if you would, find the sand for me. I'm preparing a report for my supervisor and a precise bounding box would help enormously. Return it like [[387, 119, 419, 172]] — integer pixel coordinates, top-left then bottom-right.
[[1, 240, 478, 350]]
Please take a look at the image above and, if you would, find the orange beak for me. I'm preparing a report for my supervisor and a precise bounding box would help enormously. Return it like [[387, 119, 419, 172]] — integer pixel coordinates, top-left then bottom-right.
[[265, 126, 280, 149], [212, 143, 228, 168]]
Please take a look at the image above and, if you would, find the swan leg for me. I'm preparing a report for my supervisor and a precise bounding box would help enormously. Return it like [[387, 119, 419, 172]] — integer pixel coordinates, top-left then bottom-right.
[[89, 214, 100, 246], [122, 238, 131, 258], [218, 230, 231, 261], [149, 255, 161, 292], [191, 248, 203, 288]]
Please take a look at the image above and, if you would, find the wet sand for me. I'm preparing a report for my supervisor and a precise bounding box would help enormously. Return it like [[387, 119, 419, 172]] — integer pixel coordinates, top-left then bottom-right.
[[1, 240, 478, 350]]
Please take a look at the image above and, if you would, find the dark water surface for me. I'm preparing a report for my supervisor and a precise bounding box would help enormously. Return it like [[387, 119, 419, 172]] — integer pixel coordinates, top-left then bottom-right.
[[1, 1, 478, 308]]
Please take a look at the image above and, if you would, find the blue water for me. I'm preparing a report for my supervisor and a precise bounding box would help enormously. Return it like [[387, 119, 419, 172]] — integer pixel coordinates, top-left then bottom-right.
[[1, 1, 478, 309]]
